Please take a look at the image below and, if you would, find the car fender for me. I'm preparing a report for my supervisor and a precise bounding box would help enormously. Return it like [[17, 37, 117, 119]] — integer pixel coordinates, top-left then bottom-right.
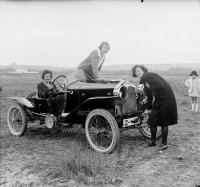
[[7, 97, 34, 108], [86, 96, 118, 101]]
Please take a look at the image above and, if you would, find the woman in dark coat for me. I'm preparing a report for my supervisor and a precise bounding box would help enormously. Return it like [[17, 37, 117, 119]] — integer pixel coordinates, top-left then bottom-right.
[[37, 69, 64, 116], [132, 65, 178, 150], [37, 70, 56, 98]]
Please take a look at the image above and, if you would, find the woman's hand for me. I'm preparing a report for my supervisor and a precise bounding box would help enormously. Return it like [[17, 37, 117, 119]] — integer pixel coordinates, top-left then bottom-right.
[[47, 85, 54, 90], [142, 109, 150, 117], [143, 96, 148, 103]]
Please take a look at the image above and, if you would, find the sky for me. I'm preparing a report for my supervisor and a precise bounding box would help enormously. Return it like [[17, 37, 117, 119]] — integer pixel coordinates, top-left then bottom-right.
[[0, 0, 200, 68]]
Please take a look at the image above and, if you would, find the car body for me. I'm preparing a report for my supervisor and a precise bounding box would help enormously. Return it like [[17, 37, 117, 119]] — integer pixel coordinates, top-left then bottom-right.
[[7, 75, 161, 153]]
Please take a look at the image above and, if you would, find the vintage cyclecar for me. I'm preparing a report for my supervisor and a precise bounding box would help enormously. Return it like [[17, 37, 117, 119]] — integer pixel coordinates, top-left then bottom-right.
[[7, 74, 161, 153]]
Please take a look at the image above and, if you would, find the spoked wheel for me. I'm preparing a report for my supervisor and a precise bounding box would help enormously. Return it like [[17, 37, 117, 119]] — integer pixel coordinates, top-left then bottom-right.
[[138, 115, 162, 139], [85, 109, 119, 154], [7, 103, 27, 136]]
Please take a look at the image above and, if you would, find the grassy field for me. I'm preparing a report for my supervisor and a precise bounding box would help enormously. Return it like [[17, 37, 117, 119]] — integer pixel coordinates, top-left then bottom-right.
[[0, 73, 200, 187]]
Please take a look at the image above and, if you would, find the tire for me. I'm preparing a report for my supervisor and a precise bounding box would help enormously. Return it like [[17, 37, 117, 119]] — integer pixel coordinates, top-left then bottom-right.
[[138, 116, 162, 140], [7, 103, 27, 136], [85, 109, 120, 154]]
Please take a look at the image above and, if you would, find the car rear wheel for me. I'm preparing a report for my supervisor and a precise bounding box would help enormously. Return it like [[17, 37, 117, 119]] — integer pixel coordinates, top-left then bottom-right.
[[7, 103, 27, 136], [138, 116, 162, 139], [85, 109, 120, 154]]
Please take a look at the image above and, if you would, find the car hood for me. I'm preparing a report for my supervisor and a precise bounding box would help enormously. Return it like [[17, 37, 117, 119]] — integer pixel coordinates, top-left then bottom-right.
[[67, 80, 121, 90]]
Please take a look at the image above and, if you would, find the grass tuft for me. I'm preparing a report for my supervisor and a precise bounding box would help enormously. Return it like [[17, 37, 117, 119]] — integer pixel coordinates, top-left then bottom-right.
[[52, 141, 108, 184]]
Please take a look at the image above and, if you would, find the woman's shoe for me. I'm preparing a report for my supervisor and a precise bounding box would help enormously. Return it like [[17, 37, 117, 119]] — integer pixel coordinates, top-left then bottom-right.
[[148, 141, 156, 147], [158, 144, 168, 150]]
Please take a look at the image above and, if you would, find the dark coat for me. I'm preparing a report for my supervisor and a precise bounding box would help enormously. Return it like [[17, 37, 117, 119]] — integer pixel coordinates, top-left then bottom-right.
[[140, 72, 178, 126], [37, 82, 56, 98]]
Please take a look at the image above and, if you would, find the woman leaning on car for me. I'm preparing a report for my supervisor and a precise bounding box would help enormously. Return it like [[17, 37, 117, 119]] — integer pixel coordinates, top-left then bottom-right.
[[132, 65, 178, 150], [75, 41, 110, 81]]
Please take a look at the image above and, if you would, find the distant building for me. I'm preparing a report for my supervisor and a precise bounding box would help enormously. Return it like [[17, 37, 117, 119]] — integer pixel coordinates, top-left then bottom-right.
[[12, 68, 38, 74]]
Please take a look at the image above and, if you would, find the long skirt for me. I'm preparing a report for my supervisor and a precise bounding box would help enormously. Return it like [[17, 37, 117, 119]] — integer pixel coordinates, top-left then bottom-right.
[[149, 96, 178, 127]]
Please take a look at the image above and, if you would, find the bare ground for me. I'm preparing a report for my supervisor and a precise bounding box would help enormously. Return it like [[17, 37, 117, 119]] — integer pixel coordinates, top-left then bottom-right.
[[0, 74, 200, 187]]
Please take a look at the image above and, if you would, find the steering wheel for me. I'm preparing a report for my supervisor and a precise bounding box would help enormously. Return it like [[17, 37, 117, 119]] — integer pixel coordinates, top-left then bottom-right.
[[52, 75, 68, 93]]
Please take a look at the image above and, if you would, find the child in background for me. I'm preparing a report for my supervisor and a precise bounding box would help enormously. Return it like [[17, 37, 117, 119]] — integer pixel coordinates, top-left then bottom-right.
[[185, 71, 200, 112]]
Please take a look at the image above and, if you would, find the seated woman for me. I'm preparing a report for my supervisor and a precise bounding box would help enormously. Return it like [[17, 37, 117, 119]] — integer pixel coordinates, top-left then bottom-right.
[[75, 41, 110, 81], [37, 70, 55, 98], [37, 70, 65, 117]]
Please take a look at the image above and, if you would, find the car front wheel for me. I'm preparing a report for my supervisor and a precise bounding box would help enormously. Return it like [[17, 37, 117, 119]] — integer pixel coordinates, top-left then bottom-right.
[[7, 103, 27, 136], [138, 116, 162, 139], [85, 109, 120, 154]]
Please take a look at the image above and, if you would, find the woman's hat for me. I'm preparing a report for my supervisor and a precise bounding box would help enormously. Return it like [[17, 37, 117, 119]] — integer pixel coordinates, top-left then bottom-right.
[[189, 71, 198, 76]]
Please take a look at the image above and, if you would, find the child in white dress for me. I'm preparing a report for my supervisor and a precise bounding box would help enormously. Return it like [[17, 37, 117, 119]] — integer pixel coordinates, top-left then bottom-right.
[[185, 71, 200, 112]]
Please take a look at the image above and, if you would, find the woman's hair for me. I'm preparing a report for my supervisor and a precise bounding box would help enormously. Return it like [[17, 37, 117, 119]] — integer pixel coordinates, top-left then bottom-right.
[[131, 65, 148, 77], [98, 41, 110, 50], [41, 69, 53, 79]]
